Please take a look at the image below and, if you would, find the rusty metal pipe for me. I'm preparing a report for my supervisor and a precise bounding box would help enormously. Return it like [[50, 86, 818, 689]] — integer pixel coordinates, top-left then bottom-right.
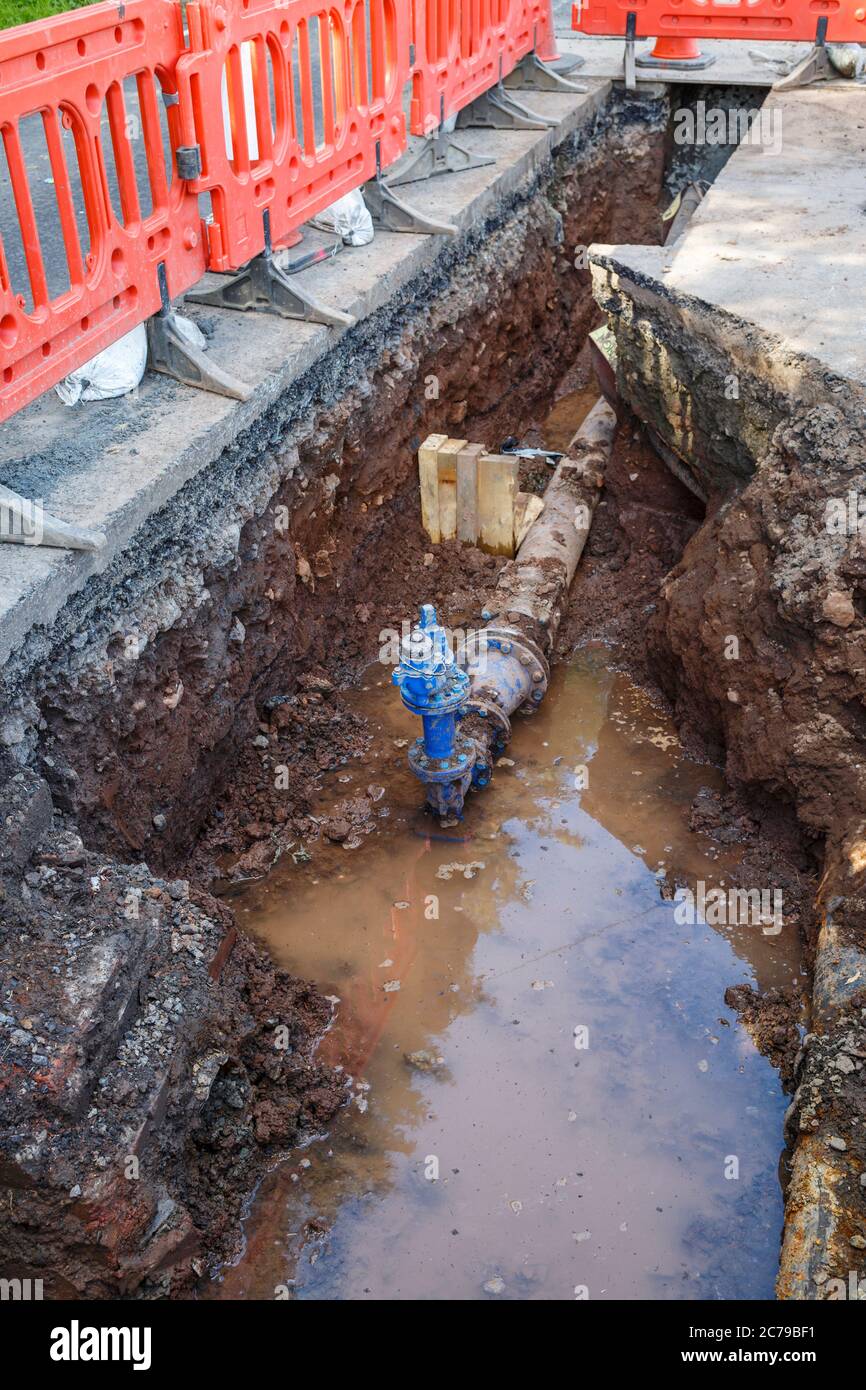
[[457, 398, 618, 780]]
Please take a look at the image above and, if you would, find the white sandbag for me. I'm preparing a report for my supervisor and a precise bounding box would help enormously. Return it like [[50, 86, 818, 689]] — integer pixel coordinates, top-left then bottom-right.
[[172, 314, 207, 351], [55, 323, 147, 406], [311, 189, 374, 246], [828, 43, 866, 79]]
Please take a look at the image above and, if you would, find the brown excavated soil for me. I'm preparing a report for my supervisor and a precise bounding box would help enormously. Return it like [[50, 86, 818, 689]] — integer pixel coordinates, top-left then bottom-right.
[[6, 93, 852, 1297], [0, 832, 345, 1297], [643, 402, 866, 1278], [650, 406, 866, 958]]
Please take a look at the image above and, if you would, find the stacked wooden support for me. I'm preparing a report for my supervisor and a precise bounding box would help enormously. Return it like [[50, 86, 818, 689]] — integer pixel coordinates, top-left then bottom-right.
[[418, 435, 543, 557]]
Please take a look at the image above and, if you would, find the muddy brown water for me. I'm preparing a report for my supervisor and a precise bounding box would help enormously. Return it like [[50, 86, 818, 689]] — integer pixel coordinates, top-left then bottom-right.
[[210, 648, 805, 1301]]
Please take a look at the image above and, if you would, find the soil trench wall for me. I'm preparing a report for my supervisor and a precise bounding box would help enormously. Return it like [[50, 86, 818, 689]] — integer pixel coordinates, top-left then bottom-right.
[[589, 210, 866, 1304], [1, 90, 667, 874]]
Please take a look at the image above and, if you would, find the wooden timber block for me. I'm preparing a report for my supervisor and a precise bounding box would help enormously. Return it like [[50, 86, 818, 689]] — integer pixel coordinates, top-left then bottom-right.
[[418, 434, 449, 544], [456, 442, 485, 545], [515, 491, 545, 550], [435, 438, 467, 542], [478, 453, 520, 556]]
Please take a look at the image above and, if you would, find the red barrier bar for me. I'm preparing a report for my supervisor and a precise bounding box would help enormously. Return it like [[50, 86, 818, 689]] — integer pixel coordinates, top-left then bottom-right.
[[0, 0, 206, 424], [572, 0, 866, 43], [177, 0, 409, 274]]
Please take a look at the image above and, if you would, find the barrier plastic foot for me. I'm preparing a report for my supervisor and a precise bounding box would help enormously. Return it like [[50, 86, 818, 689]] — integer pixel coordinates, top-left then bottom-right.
[[773, 20, 833, 89], [186, 252, 355, 328], [457, 81, 557, 131], [147, 262, 252, 400], [364, 175, 458, 235], [387, 129, 496, 187], [546, 53, 586, 78], [147, 308, 253, 402], [503, 52, 587, 93]]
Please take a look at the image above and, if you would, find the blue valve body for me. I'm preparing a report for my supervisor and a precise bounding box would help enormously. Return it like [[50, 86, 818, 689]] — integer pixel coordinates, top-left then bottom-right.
[[391, 605, 475, 817], [392, 604, 549, 818]]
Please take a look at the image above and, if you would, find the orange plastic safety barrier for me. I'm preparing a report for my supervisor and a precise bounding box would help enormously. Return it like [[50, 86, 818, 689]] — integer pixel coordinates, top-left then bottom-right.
[[571, 0, 866, 44], [410, 0, 551, 136], [0, 0, 206, 424], [0, 0, 561, 423], [177, 0, 409, 273]]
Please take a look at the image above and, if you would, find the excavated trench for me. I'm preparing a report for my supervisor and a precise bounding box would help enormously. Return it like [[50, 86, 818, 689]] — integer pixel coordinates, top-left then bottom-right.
[[0, 86, 834, 1300], [201, 389, 810, 1303]]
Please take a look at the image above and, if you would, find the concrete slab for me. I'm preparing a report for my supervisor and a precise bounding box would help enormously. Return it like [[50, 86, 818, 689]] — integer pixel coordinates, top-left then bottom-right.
[[0, 82, 612, 671], [589, 85, 866, 489], [599, 87, 866, 384]]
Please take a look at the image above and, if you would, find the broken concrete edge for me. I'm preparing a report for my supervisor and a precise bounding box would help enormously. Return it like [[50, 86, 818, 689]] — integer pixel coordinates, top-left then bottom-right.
[[0, 81, 625, 680], [586, 245, 866, 496]]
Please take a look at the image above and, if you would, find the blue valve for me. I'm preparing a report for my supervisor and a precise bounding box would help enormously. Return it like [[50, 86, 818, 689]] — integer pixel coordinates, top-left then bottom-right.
[[392, 605, 477, 818]]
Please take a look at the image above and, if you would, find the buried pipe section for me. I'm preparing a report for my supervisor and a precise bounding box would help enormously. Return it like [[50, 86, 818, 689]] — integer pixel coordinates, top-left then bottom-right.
[[393, 399, 618, 817]]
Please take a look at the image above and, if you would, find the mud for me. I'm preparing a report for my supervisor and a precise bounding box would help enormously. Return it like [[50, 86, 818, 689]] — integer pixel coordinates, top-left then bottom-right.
[[724, 985, 804, 1091], [192, 389, 813, 1302], [646, 404, 866, 1293]]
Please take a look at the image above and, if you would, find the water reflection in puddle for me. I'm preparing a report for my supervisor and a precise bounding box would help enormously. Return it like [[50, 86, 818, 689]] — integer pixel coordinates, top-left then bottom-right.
[[211, 648, 804, 1301]]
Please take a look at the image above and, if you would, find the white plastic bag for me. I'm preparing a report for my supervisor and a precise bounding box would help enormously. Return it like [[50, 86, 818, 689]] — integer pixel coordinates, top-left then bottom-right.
[[55, 316, 205, 407], [172, 315, 207, 352], [827, 43, 866, 79], [311, 189, 374, 247], [55, 323, 147, 405]]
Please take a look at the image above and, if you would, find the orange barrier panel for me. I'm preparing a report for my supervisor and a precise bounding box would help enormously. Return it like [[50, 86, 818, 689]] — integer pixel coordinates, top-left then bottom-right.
[[571, 0, 866, 43], [0, 0, 560, 422], [410, 0, 548, 136], [177, 0, 409, 273], [0, 0, 206, 424]]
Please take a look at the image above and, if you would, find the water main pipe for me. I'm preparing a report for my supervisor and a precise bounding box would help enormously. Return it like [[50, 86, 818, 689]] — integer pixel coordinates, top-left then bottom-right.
[[393, 399, 618, 817]]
